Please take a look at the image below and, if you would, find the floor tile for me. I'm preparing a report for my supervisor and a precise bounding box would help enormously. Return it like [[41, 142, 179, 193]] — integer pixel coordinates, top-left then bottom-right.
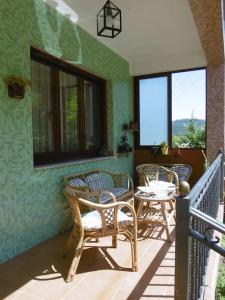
[[0, 230, 175, 300]]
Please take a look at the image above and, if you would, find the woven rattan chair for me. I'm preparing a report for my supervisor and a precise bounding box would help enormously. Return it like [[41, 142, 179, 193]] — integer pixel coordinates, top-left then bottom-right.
[[161, 163, 192, 183], [136, 164, 179, 187], [63, 187, 138, 282]]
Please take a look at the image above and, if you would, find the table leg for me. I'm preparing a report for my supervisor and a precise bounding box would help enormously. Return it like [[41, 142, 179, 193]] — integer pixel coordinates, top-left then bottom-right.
[[169, 199, 176, 221], [160, 202, 172, 242], [136, 199, 144, 221]]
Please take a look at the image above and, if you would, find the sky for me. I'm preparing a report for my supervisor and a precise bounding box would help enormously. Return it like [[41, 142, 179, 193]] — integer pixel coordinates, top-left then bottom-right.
[[172, 69, 206, 121]]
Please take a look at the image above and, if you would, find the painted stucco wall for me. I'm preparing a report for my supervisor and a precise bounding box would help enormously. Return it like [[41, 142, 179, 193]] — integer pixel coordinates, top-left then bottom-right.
[[0, 0, 133, 263]]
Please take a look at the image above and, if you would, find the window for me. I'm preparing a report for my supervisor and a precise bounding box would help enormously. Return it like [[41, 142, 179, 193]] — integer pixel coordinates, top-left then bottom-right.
[[135, 68, 206, 149], [31, 48, 106, 165]]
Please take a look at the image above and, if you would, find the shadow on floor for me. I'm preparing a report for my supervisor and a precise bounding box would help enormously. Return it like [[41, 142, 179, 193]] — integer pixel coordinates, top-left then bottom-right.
[[138, 222, 175, 242], [127, 228, 175, 300]]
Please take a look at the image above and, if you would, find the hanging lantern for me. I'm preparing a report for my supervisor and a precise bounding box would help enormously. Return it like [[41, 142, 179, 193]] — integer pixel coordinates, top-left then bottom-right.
[[97, 0, 122, 38]]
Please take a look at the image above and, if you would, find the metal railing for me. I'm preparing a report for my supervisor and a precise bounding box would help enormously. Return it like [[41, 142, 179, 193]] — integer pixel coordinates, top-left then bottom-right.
[[175, 151, 224, 300]]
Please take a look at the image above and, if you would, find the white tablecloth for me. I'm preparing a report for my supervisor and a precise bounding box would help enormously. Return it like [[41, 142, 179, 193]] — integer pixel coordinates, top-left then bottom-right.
[[137, 180, 175, 197]]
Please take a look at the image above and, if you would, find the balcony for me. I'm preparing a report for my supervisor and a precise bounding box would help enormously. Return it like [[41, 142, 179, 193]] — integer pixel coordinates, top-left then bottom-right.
[[0, 0, 225, 299]]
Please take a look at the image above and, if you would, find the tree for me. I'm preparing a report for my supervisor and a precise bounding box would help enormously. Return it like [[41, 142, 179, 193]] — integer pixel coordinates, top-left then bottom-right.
[[172, 117, 205, 148]]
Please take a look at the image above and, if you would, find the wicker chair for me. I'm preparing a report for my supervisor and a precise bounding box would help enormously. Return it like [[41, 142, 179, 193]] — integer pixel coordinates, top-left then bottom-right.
[[136, 164, 179, 187], [63, 187, 138, 282]]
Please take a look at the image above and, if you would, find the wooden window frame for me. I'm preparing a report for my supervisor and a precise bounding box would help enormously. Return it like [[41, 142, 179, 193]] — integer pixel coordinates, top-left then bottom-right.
[[134, 67, 207, 150], [31, 47, 107, 165]]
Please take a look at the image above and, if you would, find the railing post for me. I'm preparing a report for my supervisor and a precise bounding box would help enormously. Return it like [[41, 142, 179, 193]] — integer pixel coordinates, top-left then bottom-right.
[[175, 181, 191, 300], [219, 149, 224, 204]]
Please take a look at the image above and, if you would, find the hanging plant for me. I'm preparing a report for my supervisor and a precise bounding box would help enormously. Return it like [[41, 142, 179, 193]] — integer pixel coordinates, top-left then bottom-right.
[[4, 76, 31, 100]]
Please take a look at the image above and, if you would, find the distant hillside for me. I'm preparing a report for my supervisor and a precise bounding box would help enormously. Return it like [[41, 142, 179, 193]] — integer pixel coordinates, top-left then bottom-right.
[[172, 119, 205, 136]]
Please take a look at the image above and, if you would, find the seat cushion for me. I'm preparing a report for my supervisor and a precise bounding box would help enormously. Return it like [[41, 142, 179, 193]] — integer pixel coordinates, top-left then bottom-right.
[[100, 188, 129, 204], [82, 209, 133, 231], [84, 173, 106, 191]]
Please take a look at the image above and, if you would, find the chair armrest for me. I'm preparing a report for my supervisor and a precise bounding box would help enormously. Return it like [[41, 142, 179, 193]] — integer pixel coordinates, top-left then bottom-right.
[[114, 173, 134, 190], [168, 170, 179, 187], [64, 187, 137, 234]]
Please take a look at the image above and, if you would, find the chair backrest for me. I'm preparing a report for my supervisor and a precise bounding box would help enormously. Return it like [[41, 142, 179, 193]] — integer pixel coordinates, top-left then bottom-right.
[[136, 164, 173, 186], [162, 163, 192, 182]]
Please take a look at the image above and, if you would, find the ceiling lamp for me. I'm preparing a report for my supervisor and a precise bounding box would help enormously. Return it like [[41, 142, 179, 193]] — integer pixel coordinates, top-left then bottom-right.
[[97, 0, 122, 38]]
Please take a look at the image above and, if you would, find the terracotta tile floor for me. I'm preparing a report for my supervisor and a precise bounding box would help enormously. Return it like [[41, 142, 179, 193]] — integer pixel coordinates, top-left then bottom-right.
[[0, 224, 175, 300]]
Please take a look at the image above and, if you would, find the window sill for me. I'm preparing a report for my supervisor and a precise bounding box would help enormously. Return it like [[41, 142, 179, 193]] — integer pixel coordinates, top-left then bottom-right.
[[150, 153, 176, 156], [34, 155, 116, 170]]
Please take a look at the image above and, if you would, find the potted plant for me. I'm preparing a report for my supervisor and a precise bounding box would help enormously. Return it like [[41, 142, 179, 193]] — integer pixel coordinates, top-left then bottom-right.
[[160, 141, 169, 155], [4, 76, 31, 99], [118, 133, 132, 153]]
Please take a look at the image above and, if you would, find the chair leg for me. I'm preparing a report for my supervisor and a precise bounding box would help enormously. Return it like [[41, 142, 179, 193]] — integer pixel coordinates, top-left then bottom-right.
[[169, 199, 174, 210], [62, 228, 77, 257], [125, 229, 138, 272], [66, 236, 88, 282], [131, 229, 138, 272], [169, 199, 176, 221], [112, 235, 117, 248]]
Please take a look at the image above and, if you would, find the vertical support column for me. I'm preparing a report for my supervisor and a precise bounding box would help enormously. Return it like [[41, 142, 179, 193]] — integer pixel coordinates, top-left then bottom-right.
[[175, 182, 191, 300], [188, 0, 225, 163], [206, 64, 225, 162]]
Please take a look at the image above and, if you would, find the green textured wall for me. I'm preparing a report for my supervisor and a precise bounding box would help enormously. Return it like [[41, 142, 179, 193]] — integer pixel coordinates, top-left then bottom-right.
[[0, 0, 133, 263]]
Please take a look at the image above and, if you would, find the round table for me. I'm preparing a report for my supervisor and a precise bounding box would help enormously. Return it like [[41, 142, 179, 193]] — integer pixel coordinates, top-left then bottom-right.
[[135, 181, 176, 242]]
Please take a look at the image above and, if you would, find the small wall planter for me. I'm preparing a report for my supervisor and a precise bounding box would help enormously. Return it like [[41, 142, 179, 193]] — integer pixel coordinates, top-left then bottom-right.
[[4, 76, 31, 100], [8, 83, 25, 99]]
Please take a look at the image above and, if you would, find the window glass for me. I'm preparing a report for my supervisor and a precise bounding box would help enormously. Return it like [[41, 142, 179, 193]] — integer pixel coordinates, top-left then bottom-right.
[[84, 80, 100, 150], [31, 60, 53, 153], [60, 71, 79, 152], [139, 77, 168, 145], [172, 70, 206, 148]]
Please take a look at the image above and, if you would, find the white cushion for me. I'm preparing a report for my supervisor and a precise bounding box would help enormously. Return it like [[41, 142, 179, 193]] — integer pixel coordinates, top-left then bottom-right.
[[82, 209, 133, 231]]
